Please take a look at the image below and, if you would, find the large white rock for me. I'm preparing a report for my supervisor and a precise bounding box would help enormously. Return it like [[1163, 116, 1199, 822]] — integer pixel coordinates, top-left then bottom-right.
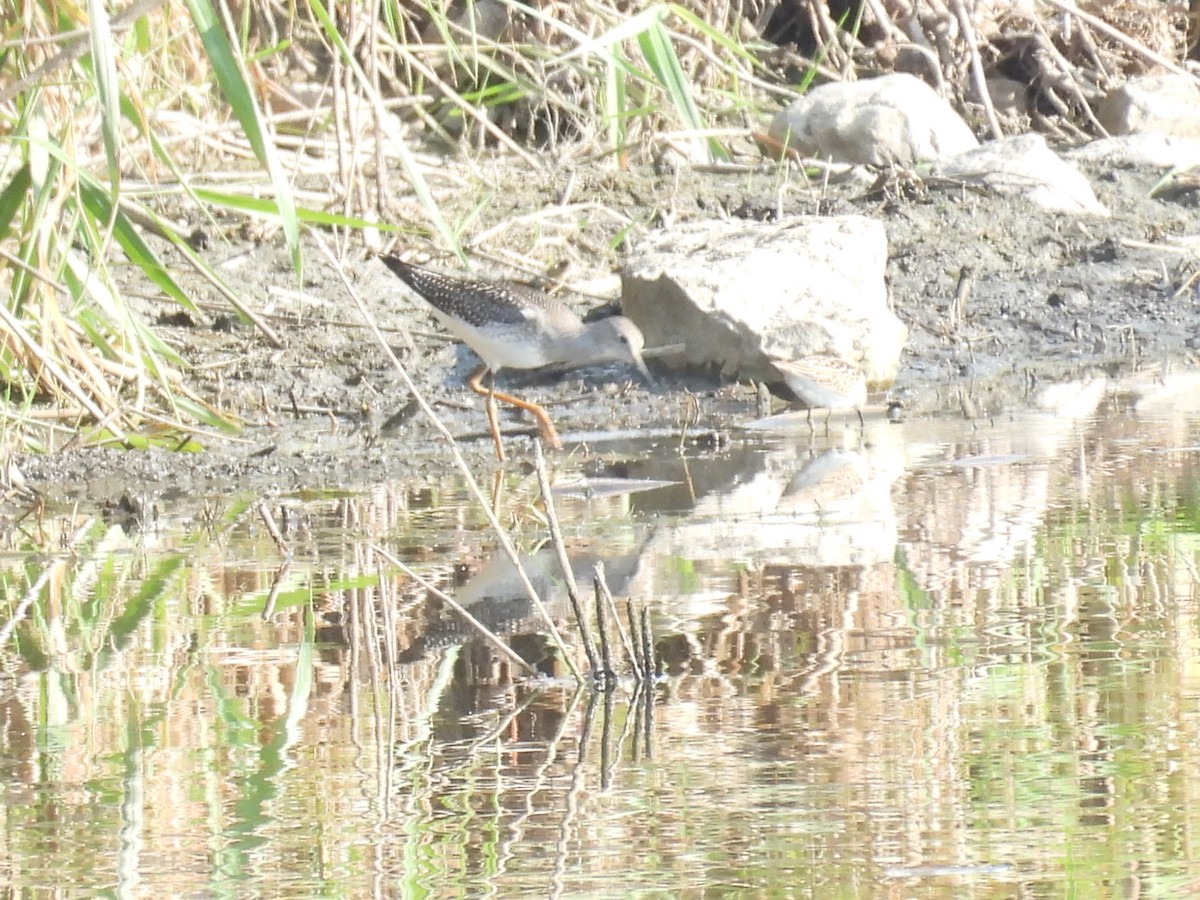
[[933, 133, 1109, 216], [1099, 74, 1200, 139], [768, 73, 979, 166], [621, 216, 906, 385]]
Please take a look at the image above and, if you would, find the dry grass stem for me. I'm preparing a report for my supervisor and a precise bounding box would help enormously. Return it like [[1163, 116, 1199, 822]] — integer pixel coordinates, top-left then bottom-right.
[[533, 439, 599, 672], [2, 0, 1192, 444], [373, 543, 533, 675], [595, 561, 639, 677]]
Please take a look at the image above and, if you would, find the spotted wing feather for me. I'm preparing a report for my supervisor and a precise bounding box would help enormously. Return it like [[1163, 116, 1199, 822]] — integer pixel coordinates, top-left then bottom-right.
[[381, 255, 559, 328]]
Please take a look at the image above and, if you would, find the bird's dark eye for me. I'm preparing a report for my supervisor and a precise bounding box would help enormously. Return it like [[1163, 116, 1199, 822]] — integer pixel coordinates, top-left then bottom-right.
[[620, 335, 629, 344]]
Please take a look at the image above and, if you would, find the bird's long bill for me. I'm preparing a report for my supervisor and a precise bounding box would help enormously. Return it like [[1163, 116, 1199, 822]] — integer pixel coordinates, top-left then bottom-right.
[[631, 347, 655, 386]]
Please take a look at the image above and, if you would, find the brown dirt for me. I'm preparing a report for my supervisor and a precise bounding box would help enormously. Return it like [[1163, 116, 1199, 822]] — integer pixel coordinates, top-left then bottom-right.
[[14, 155, 1200, 506]]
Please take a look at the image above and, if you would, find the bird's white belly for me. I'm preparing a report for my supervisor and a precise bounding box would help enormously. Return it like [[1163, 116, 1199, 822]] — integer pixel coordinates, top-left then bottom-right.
[[786, 376, 863, 410], [433, 312, 556, 370]]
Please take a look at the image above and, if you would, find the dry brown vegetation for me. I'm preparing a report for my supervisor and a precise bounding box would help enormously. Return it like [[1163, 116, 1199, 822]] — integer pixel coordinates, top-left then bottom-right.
[[0, 0, 1196, 448]]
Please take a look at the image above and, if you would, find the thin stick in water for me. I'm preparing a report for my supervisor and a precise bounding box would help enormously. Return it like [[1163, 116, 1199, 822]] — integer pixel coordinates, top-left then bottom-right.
[[372, 543, 535, 675], [593, 573, 615, 688], [595, 561, 639, 676], [534, 439, 599, 672], [640, 604, 656, 681], [625, 597, 645, 680]]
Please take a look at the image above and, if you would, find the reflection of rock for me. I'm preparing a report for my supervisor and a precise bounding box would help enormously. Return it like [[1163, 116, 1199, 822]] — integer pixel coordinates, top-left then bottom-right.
[[648, 429, 901, 568], [1035, 376, 1108, 417], [1113, 368, 1200, 415], [898, 377, 1107, 598]]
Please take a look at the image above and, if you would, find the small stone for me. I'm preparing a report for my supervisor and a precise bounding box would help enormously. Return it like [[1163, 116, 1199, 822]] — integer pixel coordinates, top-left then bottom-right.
[[768, 73, 978, 166], [1099, 74, 1200, 139], [1047, 287, 1089, 309], [934, 134, 1109, 216]]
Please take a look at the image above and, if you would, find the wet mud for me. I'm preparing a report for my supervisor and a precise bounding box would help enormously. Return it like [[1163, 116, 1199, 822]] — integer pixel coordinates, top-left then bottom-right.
[[16, 157, 1200, 504]]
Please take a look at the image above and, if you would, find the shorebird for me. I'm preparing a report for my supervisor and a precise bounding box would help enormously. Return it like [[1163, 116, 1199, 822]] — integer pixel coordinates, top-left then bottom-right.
[[381, 255, 651, 459], [772, 355, 867, 432]]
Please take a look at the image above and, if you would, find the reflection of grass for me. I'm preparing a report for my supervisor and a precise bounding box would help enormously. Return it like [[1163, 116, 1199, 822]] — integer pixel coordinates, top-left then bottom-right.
[[2, 518, 173, 663], [0, 493, 262, 656], [0, 497, 333, 890], [669, 555, 702, 593], [6, 430, 1200, 891]]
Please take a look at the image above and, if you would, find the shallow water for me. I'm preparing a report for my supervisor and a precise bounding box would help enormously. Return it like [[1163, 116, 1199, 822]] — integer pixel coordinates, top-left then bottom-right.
[[5, 375, 1200, 897]]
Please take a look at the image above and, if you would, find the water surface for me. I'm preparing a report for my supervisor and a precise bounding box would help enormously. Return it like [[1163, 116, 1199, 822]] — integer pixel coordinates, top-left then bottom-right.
[[4, 376, 1200, 897]]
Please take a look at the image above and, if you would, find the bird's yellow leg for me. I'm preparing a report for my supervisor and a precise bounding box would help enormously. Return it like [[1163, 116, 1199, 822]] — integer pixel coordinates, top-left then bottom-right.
[[466, 364, 563, 452], [466, 365, 507, 461]]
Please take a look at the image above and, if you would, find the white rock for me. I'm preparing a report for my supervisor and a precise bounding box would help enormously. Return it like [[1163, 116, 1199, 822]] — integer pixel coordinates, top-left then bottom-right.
[[1099, 74, 1200, 139], [768, 73, 979, 166], [621, 216, 906, 385], [934, 134, 1109, 216], [1068, 133, 1200, 170]]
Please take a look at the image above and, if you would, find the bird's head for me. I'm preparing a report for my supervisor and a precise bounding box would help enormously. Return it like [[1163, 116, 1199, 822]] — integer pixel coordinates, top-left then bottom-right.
[[586, 316, 653, 382]]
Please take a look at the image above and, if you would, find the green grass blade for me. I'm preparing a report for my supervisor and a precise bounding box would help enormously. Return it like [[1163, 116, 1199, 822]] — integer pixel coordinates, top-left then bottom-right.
[[603, 55, 626, 155], [77, 181, 199, 316], [637, 20, 726, 161], [85, 0, 122, 191], [172, 395, 239, 432], [136, 206, 282, 336], [183, 0, 302, 277], [0, 162, 31, 245], [191, 188, 403, 232]]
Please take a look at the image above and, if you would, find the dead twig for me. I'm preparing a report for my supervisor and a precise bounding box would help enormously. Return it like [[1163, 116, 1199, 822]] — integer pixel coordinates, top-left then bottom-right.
[[533, 440, 600, 673], [950, 0, 1003, 140], [1041, 0, 1200, 85]]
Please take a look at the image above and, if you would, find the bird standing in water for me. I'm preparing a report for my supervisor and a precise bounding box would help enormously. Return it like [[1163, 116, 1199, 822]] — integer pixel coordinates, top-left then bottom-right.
[[772, 355, 867, 432], [381, 255, 651, 460]]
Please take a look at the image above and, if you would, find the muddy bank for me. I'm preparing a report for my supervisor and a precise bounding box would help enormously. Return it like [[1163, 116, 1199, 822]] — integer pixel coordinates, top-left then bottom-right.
[[14, 157, 1200, 505]]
